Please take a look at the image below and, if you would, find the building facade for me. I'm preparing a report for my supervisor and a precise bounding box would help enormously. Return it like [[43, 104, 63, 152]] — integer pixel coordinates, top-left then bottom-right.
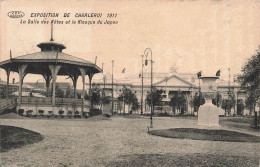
[[91, 72, 249, 116]]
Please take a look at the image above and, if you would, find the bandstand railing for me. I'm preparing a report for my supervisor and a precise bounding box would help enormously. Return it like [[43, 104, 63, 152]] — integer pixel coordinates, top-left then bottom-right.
[[0, 98, 17, 112], [20, 97, 86, 106]]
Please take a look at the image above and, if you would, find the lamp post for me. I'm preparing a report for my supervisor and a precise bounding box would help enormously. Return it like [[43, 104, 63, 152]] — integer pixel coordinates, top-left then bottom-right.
[[141, 55, 144, 115], [144, 48, 153, 128]]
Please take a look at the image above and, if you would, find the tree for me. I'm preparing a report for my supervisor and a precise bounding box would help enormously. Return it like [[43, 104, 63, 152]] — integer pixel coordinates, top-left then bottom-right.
[[221, 99, 233, 115], [170, 90, 186, 115], [90, 87, 101, 105], [228, 90, 236, 115], [131, 94, 139, 111], [238, 46, 260, 116], [119, 87, 139, 115], [146, 88, 163, 115], [212, 92, 222, 107], [65, 85, 73, 98], [237, 99, 245, 116], [51, 84, 64, 98], [193, 91, 205, 113]]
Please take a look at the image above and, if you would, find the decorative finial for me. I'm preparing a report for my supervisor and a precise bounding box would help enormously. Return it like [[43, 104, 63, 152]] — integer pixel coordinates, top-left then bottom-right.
[[50, 22, 54, 41]]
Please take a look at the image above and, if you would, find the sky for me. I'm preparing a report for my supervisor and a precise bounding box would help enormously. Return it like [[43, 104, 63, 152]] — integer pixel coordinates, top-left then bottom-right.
[[0, 0, 260, 87]]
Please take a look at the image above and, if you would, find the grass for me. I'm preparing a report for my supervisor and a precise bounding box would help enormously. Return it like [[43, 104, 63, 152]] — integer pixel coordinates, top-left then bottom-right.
[[0, 125, 44, 152], [148, 128, 260, 142], [221, 117, 254, 124], [104, 153, 259, 167]]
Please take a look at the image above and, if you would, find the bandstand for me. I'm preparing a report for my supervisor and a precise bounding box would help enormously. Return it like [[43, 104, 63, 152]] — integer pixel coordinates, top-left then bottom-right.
[[0, 29, 101, 117]]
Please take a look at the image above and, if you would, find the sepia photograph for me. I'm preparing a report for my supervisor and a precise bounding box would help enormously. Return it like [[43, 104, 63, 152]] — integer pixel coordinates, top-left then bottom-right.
[[0, 0, 259, 166]]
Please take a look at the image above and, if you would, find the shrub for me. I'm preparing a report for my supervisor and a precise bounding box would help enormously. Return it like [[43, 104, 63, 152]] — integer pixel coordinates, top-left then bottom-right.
[[89, 109, 102, 117], [74, 111, 81, 118], [83, 111, 89, 118], [103, 114, 111, 118], [18, 109, 24, 116], [58, 110, 64, 118], [68, 111, 73, 118], [26, 110, 33, 117], [48, 111, 53, 115], [157, 112, 171, 117], [38, 110, 44, 116]]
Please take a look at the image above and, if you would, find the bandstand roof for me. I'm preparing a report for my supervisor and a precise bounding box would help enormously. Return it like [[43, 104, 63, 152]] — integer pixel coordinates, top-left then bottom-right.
[[0, 41, 102, 76]]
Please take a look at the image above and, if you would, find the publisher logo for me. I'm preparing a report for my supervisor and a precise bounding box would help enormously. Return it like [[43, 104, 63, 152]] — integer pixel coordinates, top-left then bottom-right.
[[7, 11, 25, 18]]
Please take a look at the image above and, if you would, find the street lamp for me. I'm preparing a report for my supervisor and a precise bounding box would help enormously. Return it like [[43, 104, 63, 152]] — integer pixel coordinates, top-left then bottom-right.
[[144, 48, 153, 128]]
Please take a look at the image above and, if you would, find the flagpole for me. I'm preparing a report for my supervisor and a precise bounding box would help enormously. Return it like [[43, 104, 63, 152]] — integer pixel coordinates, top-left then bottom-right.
[[141, 55, 144, 115], [112, 60, 114, 115]]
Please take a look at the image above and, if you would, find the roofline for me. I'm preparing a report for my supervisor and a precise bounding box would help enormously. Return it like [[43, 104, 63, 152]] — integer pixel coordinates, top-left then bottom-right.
[[153, 73, 196, 87]]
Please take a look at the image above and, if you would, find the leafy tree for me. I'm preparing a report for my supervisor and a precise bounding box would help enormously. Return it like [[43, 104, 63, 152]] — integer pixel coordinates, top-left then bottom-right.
[[221, 99, 233, 115], [170, 90, 186, 115], [193, 91, 205, 113], [65, 85, 73, 98], [131, 94, 139, 111], [118, 87, 139, 115], [146, 88, 163, 115], [90, 87, 101, 105], [212, 92, 222, 107], [238, 46, 260, 116], [228, 91, 237, 115], [51, 84, 64, 98], [237, 99, 245, 116], [189, 97, 195, 115]]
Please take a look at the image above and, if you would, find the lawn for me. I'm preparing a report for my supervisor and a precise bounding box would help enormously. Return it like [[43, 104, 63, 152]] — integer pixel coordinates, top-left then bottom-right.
[[0, 116, 259, 167], [0, 125, 43, 152], [148, 128, 260, 142]]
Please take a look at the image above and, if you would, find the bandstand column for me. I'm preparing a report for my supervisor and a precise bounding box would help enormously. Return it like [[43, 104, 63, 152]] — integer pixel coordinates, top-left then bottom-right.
[[88, 72, 93, 111], [71, 75, 79, 99], [5, 68, 11, 98], [18, 65, 28, 107], [79, 68, 86, 118], [43, 74, 51, 97], [49, 65, 61, 106]]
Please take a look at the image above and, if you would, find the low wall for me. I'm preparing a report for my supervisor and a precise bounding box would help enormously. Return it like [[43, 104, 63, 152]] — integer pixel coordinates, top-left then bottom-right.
[[18, 97, 90, 115]]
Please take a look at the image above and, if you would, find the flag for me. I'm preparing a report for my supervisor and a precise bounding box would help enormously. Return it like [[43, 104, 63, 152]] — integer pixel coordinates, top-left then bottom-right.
[[216, 70, 220, 76], [197, 71, 201, 78], [122, 68, 126, 73]]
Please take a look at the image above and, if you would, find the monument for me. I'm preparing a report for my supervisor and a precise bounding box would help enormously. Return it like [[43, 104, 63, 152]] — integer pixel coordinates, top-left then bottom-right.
[[197, 75, 220, 127]]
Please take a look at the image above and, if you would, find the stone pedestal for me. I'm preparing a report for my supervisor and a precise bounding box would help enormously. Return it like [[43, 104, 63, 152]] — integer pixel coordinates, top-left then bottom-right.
[[198, 99, 219, 126], [198, 76, 220, 127]]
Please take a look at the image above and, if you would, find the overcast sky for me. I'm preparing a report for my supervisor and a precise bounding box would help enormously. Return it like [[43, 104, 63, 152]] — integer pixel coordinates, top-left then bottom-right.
[[0, 0, 260, 86]]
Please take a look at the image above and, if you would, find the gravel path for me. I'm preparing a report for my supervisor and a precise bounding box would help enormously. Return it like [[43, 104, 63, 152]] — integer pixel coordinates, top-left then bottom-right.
[[1, 116, 259, 167]]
